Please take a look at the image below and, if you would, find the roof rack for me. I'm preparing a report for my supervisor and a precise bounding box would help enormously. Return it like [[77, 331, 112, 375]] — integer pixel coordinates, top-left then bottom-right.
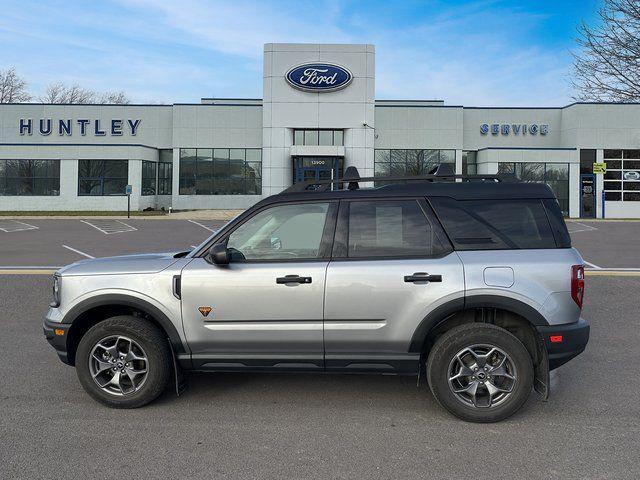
[[281, 166, 519, 194]]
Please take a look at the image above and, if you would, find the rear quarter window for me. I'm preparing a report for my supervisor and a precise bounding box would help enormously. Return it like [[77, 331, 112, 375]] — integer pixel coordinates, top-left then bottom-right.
[[430, 197, 558, 250]]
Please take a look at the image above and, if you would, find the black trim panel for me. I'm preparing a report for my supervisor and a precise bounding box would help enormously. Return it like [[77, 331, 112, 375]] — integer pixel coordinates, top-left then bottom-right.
[[61, 294, 187, 354], [537, 318, 589, 370], [465, 295, 549, 326], [191, 354, 324, 371], [408, 298, 465, 352], [325, 354, 420, 374], [43, 318, 72, 365]]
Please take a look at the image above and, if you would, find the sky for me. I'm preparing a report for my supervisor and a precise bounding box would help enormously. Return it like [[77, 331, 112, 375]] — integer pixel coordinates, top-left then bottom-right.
[[0, 0, 601, 106]]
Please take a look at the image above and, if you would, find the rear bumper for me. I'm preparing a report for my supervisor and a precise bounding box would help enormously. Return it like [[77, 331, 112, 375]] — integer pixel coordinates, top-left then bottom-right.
[[43, 317, 72, 365], [537, 318, 590, 370]]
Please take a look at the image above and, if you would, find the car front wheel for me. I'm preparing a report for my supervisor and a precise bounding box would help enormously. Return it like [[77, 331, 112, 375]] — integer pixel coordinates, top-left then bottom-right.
[[75, 316, 172, 408]]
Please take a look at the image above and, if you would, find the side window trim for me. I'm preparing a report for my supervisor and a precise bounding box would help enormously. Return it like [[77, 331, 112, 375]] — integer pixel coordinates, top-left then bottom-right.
[[216, 200, 338, 263], [332, 197, 452, 261]]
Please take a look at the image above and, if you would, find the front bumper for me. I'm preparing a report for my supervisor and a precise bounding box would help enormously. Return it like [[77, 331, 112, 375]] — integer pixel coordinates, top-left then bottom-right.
[[537, 318, 590, 370], [43, 317, 72, 365]]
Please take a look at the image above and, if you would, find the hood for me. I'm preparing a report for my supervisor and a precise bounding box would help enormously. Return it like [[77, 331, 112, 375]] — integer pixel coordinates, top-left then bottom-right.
[[57, 251, 187, 276]]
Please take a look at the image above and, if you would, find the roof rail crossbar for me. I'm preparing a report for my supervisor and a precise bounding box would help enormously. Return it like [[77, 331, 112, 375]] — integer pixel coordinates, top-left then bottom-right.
[[281, 173, 519, 194]]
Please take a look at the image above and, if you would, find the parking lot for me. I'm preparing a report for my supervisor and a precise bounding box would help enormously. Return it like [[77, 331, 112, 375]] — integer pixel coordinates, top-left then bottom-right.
[[1, 217, 639, 479]]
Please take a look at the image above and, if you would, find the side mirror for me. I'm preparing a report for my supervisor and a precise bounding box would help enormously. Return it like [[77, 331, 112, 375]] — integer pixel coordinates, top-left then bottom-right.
[[208, 243, 230, 265]]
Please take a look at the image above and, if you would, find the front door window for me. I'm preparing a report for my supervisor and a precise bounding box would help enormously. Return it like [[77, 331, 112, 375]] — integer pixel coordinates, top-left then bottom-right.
[[227, 202, 331, 260]]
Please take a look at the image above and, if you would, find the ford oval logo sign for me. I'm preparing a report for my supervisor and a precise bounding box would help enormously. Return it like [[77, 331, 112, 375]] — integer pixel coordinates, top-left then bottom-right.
[[624, 171, 640, 181], [285, 63, 353, 92]]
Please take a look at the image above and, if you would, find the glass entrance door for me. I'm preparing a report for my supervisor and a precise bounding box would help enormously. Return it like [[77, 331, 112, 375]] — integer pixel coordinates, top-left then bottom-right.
[[580, 174, 596, 218], [294, 157, 344, 185]]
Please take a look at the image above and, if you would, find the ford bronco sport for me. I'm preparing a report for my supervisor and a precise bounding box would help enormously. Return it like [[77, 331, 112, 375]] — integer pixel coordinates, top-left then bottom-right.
[[43, 167, 589, 422]]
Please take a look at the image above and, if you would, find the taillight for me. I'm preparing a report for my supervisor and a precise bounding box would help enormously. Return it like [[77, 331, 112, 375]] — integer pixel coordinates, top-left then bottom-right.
[[571, 265, 585, 309]]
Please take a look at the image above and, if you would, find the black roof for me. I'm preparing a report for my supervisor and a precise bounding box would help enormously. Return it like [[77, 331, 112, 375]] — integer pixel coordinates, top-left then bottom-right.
[[266, 181, 555, 205]]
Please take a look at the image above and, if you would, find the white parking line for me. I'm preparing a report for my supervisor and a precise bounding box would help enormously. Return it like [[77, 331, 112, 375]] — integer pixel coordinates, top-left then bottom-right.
[[62, 245, 95, 259], [584, 260, 602, 270], [188, 219, 217, 232], [0, 220, 39, 233], [81, 219, 137, 234], [566, 221, 598, 233]]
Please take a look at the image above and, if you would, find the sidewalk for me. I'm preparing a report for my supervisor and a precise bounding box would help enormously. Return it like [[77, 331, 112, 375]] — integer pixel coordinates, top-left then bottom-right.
[[0, 209, 245, 220]]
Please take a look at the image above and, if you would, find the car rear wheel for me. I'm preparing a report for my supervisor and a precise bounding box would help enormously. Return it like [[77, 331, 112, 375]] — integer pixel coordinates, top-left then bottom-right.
[[426, 323, 533, 423], [75, 316, 172, 408]]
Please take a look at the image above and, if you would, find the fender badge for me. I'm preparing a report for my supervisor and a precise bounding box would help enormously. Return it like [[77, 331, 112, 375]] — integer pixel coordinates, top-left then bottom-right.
[[198, 306, 213, 317]]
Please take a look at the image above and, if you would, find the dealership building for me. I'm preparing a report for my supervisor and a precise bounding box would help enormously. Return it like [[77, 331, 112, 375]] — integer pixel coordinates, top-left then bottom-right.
[[2, 43, 640, 218]]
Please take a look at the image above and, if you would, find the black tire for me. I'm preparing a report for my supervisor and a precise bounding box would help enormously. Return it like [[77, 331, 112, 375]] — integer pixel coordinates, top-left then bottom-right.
[[75, 316, 172, 408], [426, 323, 533, 423]]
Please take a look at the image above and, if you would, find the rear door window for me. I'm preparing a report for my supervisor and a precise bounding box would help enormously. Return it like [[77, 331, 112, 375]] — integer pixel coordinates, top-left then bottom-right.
[[430, 197, 557, 250], [345, 199, 451, 258]]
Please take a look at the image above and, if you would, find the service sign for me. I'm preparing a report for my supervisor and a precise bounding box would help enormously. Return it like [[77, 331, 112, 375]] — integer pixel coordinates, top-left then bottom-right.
[[285, 63, 353, 92]]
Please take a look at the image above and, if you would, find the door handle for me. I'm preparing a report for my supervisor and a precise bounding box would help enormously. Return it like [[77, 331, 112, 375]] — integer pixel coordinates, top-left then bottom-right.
[[276, 275, 312, 285], [404, 272, 442, 283]]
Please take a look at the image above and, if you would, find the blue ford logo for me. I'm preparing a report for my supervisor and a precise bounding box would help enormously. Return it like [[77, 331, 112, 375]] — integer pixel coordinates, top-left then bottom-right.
[[285, 63, 353, 92]]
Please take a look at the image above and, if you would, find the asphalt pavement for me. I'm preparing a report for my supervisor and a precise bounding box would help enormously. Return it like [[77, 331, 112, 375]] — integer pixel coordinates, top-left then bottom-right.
[[1, 218, 639, 479]]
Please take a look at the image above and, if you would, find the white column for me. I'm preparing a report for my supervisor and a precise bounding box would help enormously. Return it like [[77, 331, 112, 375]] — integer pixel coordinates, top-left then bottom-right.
[[568, 161, 580, 219], [455, 149, 463, 174]]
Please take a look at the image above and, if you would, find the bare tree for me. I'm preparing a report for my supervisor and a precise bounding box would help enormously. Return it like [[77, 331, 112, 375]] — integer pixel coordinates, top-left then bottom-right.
[[97, 90, 131, 104], [40, 82, 131, 104], [0, 67, 32, 103], [572, 0, 640, 101]]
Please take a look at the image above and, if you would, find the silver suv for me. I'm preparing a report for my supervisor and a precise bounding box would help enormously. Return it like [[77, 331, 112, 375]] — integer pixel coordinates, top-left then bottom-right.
[[43, 169, 589, 422]]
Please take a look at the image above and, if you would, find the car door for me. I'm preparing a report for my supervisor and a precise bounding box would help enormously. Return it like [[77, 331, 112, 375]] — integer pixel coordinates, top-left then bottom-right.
[[180, 200, 337, 371], [323, 198, 465, 374]]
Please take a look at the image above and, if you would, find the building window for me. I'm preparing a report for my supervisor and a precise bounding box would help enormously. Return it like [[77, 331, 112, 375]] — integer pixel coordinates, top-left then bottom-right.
[[141, 161, 157, 196], [498, 162, 569, 215], [78, 160, 128, 196], [0, 159, 60, 196], [462, 151, 477, 175], [179, 148, 261, 195], [293, 129, 344, 146], [374, 149, 456, 184], [580, 149, 596, 174], [603, 149, 640, 201]]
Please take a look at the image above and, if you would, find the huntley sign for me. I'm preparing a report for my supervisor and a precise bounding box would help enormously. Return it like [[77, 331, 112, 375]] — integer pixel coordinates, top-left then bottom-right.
[[18, 118, 142, 136]]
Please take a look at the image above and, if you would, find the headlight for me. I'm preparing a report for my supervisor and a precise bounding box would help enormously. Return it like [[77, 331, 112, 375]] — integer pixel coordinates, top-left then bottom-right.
[[51, 274, 61, 307]]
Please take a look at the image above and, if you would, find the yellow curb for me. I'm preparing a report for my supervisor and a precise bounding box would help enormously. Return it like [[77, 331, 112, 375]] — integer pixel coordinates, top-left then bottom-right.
[[0, 269, 57, 275], [585, 271, 640, 276]]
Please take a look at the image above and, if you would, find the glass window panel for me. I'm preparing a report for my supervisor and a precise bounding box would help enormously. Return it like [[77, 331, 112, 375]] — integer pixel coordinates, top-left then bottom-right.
[[294, 130, 304, 145], [103, 179, 127, 195], [348, 200, 449, 258], [545, 163, 569, 181], [390, 150, 406, 163], [228, 203, 330, 260], [79, 179, 100, 196], [519, 163, 544, 182], [624, 160, 640, 170], [389, 162, 406, 176], [319, 130, 333, 146], [607, 160, 622, 169], [624, 192, 640, 201], [498, 163, 515, 174], [196, 149, 213, 178], [604, 170, 621, 180], [104, 160, 128, 178], [334, 130, 344, 146], [159, 149, 173, 163], [304, 130, 319, 146], [439, 150, 456, 164], [604, 181, 622, 190], [605, 191, 621, 201], [230, 149, 245, 161], [604, 150, 622, 159], [374, 162, 390, 177], [624, 150, 640, 159], [245, 149, 261, 162], [624, 182, 640, 191], [195, 178, 213, 195], [375, 150, 390, 163], [229, 159, 245, 178]]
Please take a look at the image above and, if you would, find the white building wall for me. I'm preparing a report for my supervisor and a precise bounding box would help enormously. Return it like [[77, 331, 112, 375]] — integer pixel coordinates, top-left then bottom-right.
[[263, 43, 375, 196]]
